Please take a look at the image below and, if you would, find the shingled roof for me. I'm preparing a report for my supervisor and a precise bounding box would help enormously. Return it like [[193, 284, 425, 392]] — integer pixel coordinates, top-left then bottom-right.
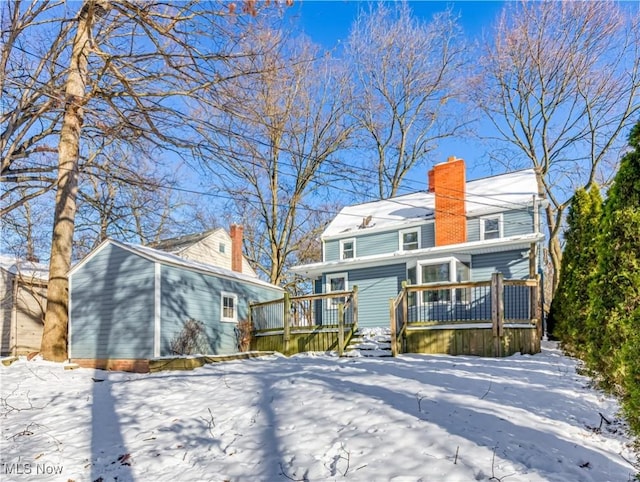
[[149, 228, 223, 254]]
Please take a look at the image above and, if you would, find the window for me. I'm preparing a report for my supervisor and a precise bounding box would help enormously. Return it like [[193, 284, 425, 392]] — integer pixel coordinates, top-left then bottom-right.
[[400, 228, 420, 251], [407, 266, 417, 307], [219, 242, 226, 253], [455, 262, 471, 303], [418, 257, 470, 303], [326, 273, 348, 308], [421, 262, 451, 302], [481, 215, 502, 240], [221, 292, 238, 322], [340, 239, 355, 259]]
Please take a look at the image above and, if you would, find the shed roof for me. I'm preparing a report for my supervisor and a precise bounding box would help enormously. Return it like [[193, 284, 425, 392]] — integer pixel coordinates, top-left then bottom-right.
[[323, 169, 541, 239], [69, 239, 283, 292]]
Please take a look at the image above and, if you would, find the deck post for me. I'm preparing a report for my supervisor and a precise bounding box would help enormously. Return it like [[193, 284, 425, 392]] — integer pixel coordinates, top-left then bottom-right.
[[338, 302, 345, 357], [283, 292, 291, 354], [352, 285, 359, 332], [532, 274, 542, 339], [491, 272, 504, 357], [390, 298, 397, 356], [400, 281, 408, 354]]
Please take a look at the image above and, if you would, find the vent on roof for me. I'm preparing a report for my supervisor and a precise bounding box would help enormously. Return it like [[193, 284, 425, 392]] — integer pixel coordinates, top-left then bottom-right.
[[359, 215, 373, 229]]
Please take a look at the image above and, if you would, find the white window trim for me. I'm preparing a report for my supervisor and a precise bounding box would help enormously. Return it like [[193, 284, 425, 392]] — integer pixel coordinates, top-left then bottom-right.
[[326, 272, 348, 309], [480, 214, 503, 241], [220, 291, 238, 323], [417, 257, 456, 284], [340, 238, 356, 260], [399, 227, 421, 251], [417, 257, 469, 304]]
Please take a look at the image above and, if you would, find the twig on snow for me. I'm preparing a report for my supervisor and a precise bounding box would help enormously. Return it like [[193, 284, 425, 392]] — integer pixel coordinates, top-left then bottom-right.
[[618, 451, 640, 471], [279, 462, 308, 481], [338, 443, 351, 476], [480, 380, 493, 400], [201, 407, 215, 438], [488, 445, 515, 482]]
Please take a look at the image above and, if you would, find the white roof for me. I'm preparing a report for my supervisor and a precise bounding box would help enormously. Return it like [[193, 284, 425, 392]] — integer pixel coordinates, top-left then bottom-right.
[[0, 255, 49, 281], [323, 169, 540, 239], [70, 239, 283, 292]]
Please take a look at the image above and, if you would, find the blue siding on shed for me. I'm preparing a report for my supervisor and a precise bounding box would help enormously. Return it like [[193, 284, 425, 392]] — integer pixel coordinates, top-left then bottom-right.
[[160, 265, 281, 356], [70, 243, 155, 359], [70, 241, 283, 360], [471, 250, 530, 281]]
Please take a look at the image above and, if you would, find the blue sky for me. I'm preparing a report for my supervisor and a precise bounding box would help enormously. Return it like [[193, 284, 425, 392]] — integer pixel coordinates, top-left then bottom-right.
[[282, 1, 509, 192], [288, 0, 505, 49]]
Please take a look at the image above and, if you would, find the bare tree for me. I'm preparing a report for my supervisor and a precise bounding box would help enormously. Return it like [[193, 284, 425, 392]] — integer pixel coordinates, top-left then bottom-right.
[[2, 0, 287, 360], [73, 143, 184, 257], [197, 25, 353, 286], [346, 1, 467, 199], [471, 1, 640, 293], [1, 0, 71, 215]]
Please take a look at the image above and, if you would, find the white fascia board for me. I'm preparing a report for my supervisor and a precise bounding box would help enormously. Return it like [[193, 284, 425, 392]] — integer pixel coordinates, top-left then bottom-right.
[[68, 238, 113, 277], [291, 233, 544, 278]]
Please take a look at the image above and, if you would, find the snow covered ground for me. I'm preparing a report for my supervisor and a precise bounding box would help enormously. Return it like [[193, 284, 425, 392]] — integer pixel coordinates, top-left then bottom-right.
[[1, 342, 637, 482]]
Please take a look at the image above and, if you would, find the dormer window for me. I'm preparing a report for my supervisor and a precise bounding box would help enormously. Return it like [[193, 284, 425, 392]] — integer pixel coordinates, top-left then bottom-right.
[[340, 239, 355, 259], [400, 228, 420, 251], [480, 215, 503, 240]]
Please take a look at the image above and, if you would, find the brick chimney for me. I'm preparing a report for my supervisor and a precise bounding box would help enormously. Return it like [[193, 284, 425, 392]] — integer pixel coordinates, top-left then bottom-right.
[[229, 224, 243, 273], [428, 156, 467, 246]]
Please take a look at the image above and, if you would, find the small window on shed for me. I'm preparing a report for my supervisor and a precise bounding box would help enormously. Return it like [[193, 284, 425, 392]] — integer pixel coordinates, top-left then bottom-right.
[[221, 292, 238, 322]]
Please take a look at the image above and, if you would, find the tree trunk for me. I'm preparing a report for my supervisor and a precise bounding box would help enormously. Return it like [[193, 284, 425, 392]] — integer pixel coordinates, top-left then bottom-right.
[[41, 2, 94, 361], [548, 233, 563, 296]]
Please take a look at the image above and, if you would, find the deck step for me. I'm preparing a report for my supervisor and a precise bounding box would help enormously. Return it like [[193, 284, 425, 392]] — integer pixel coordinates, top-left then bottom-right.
[[345, 328, 393, 357]]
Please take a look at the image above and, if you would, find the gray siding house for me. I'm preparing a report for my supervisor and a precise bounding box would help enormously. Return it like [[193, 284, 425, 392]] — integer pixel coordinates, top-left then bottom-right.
[[292, 157, 546, 329], [68, 238, 282, 371]]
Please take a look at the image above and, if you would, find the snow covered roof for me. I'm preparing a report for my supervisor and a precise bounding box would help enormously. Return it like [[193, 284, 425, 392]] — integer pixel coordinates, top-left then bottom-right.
[[0, 255, 48, 281], [323, 169, 541, 239], [148, 228, 224, 254], [70, 239, 283, 292]]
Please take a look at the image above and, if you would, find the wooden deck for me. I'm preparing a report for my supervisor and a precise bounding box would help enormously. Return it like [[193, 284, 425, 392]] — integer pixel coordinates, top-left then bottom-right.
[[404, 324, 539, 356], [249, 289, 358, 356], [391, 274, 542, 357]]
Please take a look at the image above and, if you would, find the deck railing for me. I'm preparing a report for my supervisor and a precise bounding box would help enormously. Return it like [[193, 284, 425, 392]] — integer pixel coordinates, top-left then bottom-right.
[[391, 274, 540, 356], [249, 287, 358, 356]]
